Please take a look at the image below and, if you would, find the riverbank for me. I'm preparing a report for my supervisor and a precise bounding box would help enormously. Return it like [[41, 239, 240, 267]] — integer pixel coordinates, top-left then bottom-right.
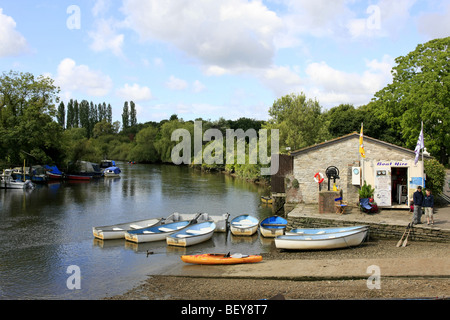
[[106, 238, 450, 300]]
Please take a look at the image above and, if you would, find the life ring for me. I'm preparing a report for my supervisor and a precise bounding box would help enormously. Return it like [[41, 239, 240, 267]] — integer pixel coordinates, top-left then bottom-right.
[[314, 172, 324, 184]]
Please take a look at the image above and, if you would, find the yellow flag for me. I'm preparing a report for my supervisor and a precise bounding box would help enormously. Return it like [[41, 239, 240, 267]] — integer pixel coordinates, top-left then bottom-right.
[[359, 123, 366, 158]]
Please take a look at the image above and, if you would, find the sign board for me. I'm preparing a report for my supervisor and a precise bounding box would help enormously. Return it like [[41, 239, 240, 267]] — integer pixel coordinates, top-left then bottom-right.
[[374, 168, 391, 207]]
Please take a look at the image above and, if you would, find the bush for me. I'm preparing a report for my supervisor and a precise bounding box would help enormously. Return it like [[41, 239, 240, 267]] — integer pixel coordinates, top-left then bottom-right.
[[359, 181, 375, 199], [424, 159, 445, 195]]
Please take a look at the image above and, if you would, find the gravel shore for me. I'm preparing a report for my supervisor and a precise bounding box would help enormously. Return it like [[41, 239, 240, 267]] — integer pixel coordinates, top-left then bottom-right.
[[106, 239, 450, 300]]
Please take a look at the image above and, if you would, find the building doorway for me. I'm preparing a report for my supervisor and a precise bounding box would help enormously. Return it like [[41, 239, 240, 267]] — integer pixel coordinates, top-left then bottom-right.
[[391, 167, 408, 205]]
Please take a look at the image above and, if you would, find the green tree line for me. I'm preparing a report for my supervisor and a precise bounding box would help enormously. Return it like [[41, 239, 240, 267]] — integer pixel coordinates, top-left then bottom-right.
[[1, 37, 448, 189]]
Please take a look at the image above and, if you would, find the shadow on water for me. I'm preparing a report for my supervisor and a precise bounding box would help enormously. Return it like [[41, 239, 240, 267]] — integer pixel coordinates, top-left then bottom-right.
[[0, 163, 274, 299]]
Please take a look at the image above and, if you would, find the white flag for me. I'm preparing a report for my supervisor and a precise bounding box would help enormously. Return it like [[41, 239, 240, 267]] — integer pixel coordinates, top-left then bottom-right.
[[414, 122, 424, 165]]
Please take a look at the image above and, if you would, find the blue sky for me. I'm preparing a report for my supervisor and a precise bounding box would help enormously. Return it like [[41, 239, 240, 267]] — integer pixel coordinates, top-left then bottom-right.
[[1, 0, 448, 124]]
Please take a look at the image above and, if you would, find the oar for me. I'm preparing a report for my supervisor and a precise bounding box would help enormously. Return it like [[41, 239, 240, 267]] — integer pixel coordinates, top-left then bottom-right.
[[402, 224, 413, 247], [396, 223, 410, 247]]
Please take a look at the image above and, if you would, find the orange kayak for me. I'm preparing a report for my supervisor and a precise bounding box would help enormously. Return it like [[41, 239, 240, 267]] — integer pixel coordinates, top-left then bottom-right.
[[180, 253, 263, 265]]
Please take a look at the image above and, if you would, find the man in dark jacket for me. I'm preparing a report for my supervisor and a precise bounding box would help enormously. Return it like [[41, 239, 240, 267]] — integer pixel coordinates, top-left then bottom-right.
[[423, 189, 434, 225], [413, 186, 424, 224]]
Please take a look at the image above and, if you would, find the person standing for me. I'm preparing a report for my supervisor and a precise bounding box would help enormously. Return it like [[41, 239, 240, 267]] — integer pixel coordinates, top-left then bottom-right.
[[423, 189, 434, 225], [413, 186, 424, 224]]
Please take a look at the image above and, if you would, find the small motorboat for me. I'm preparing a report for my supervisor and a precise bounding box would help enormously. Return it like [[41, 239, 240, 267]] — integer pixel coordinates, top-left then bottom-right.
[[45, 165, 64, 180], [1, 170, 34, 189], [166, 221, 216, 247], [275, 228, 369, 250], [104, 166, 121, 178], [125, 220, 196, 243], [230, 215, 259, 236], [286, 225, 369, 236], [92, 218, 164, 240], [259, 216, 288, 238], [180, 253, 263, 265]]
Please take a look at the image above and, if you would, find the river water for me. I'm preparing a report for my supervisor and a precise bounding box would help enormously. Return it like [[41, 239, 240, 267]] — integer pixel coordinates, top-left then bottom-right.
[[0, 163, 274, 299]]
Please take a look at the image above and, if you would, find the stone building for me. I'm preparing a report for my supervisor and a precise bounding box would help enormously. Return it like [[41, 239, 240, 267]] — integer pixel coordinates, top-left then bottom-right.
[[283, 132, 430, 213]]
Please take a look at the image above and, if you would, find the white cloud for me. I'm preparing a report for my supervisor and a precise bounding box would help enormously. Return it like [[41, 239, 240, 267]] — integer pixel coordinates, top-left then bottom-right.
[[116, 83, 152, 101], [260, 65, 303, 97], [302, 55, 394, 107], [192, 80, 206, 93], [417, 2, 450, 39], [54, 58, 113, 97], [166, 76, 188, 91], [92, 0, 110, 17], [89, 19, 124, 57], [122, 0, 283, 72], [0, 8, 28, 57]]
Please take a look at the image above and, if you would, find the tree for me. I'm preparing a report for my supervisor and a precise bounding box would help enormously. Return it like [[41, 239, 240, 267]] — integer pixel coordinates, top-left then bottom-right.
[[79, 100, 90, 136], [372, 37, 450, 164], [129, 126, 160, 163], [57, 101, 65, 129], [130, 101, 137, 126], [0, 71, 63, 164], [122, 101, 129, 130], [424, 159, 446, 195], [66, 99, 74, 129], [107, 104, 113, 124], [265, 92, 324, 151], [73, 99, 79, 128]]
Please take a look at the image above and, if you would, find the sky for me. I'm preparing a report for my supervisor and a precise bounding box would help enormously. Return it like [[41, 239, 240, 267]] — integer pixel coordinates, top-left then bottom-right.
[[0, 0, 449, 124]]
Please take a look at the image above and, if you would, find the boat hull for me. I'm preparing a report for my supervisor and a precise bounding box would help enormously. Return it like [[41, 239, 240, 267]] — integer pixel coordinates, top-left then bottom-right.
[[165, 212, 229, 233], [275, 229, 369, 250], [230, 215, 259, 236], [261, 196, 273, 204], [93, 218, 163, 240], [125, 220, 193, 243], [259, 216, 288, 238], [166, 222, 216, 247], [286, 225, 369, 236], [181, 254, 263, 265]]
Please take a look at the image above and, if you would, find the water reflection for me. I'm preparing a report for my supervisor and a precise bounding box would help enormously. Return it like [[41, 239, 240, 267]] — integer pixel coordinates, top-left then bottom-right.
[[0, 163, 274, 299]]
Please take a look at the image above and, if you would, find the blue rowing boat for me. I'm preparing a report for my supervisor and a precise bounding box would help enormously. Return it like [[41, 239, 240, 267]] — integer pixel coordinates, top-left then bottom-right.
[[259, 216, 288, 237]]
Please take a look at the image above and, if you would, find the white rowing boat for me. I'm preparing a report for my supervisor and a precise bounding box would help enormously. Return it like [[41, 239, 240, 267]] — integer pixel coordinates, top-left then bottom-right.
[[166, 221, 216, 247], [286, 225, 369, 236], [230, 215, 259, 236], [165, 212, 229, 232], [275, 228, 369, 250], [93, 218, 164, 240], [125, 220, 196, 243]]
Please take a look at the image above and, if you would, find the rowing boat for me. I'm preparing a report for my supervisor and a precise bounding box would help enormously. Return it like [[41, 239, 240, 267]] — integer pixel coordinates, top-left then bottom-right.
[[165, 212, 230, 232], [259, 216, 288, 238], [125, 220, 196, 243], [92, 218, 164, 240], [261, 196, 273, 204], [180, 253, 263, 265], [230, 215, 259, 236], [166, 221, 216, 247], [275, 228, 369, 250], [286, 225, 369, 236]]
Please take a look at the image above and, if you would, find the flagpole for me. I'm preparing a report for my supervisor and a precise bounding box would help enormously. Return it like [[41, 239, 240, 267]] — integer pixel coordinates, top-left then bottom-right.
[[361, 122, 364, 185], [421, 121, 424, 188]]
